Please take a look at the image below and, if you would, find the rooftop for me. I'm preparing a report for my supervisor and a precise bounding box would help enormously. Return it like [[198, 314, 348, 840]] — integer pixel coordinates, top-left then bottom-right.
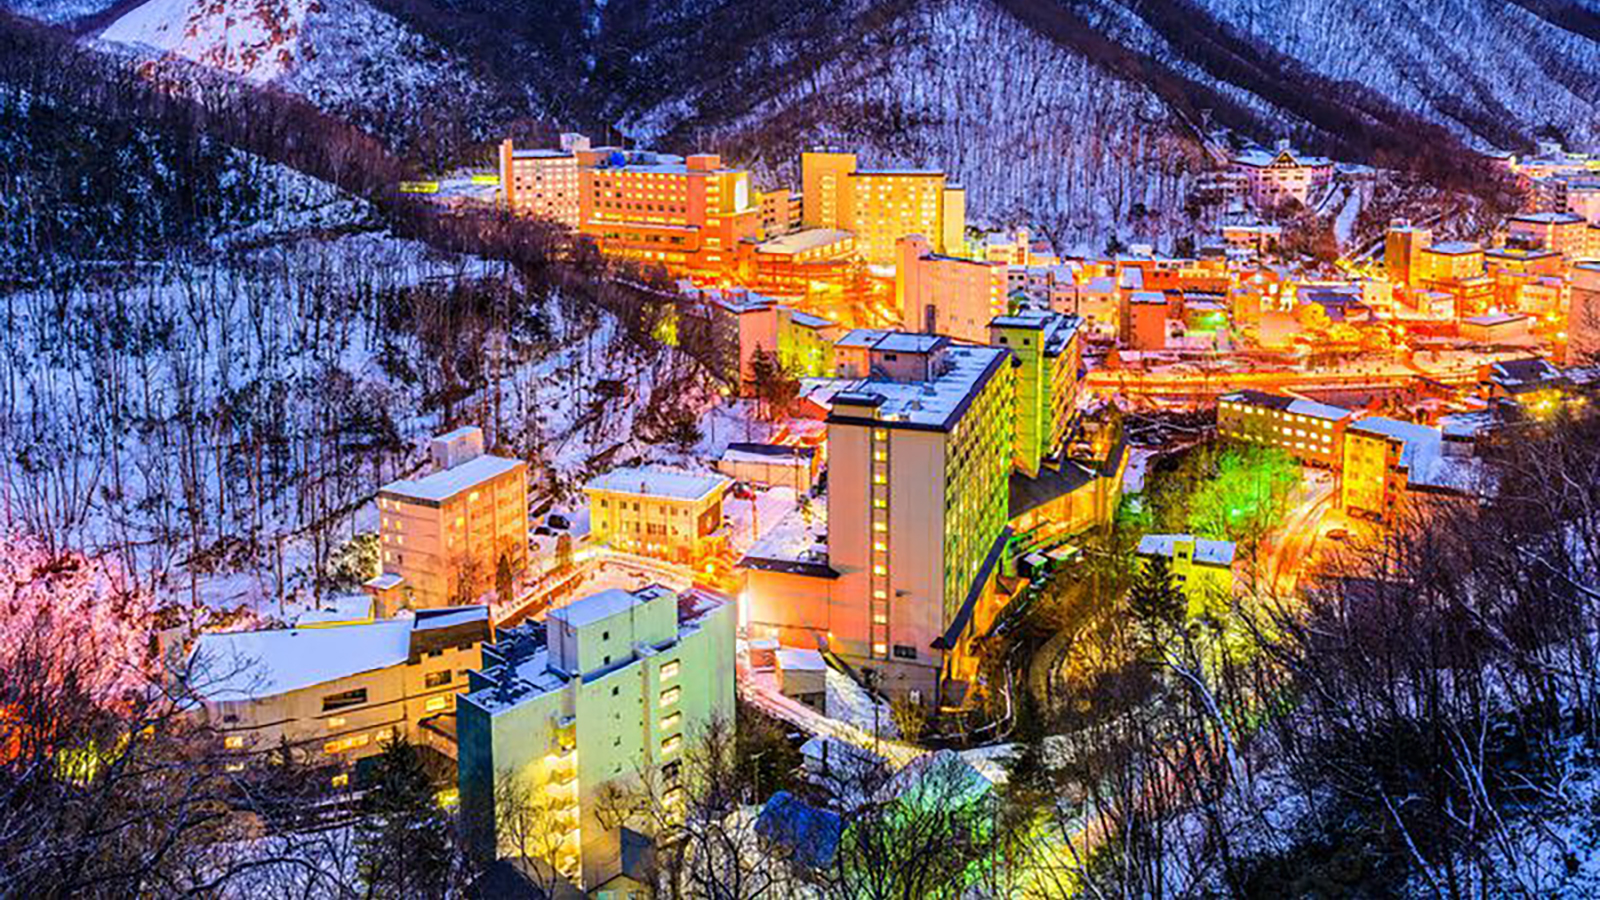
[[1463, 313, 1529, 327], [755, 228, 854, 256], [1348, 417, 1443, 471], [549, 585, 665, 629], [510, 149, 571, 159], [191, 607, 489, 701], [1510, 211, 1586, 224], [381, 454, 524, 504], [585, 466, 729, 502], [829, 343, 1009, 430], [1220, 389, 1350, 421], [1427, 241, 1482, 256], [740, 505, 833, 578], [851, 168, 944, 177], [1137, 533, 1236, 567]]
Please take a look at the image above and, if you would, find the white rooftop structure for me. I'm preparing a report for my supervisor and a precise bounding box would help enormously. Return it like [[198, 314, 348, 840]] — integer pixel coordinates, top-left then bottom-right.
[[191, 606, 490, 701], [756, 228, 853, 255], [380, 454, 524, 504], [832, 344, 1009, 430], [548, 586, 654, 629], [585, 466, 730, 502], [1137, 534, 1236, 567]]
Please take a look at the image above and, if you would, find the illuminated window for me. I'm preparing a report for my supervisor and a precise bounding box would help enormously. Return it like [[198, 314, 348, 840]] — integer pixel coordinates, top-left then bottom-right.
[[224, 736, 244, 749], [661, 712, 682, 733], [874, 589, 888, 599], [661, 660, 680, 680], [331, 773, 349, 787], [873, 612, 888, 624], [873, 474, 887, 485], [873, 564, 887, 575], [426, 696, 450, 713], [660, 687, 681, 708], [873, 498, 887, 509], [874, 541, 887, 552], [425, 670, 452, 689], [225, 762, 245, 772], [873, 643, 888, 657], [327, 717, 347, 729], [661, 735, 683, 755]]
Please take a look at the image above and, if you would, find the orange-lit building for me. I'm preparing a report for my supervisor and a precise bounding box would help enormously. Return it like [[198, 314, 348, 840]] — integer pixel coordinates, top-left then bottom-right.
[[800, 151, 966, 264], [1231, 141, 1334, 207], [576, 148, 761, 275], [1507, 212, 1591, 258], [759, 187, 801, 237], [1419, 241, 1485, 282], [1121, 291, 1169, 350], [895, 234, 1007, 342], [498, 136, 583, 227]]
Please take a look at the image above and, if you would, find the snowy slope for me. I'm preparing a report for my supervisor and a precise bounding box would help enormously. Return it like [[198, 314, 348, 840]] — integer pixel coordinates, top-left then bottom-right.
[[100, 0, 312, 81], [625, 0, 1207, 250]]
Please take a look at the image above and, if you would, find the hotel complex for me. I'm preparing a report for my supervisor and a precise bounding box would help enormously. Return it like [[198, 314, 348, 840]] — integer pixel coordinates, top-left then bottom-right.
[[800, 151, 966, 264]]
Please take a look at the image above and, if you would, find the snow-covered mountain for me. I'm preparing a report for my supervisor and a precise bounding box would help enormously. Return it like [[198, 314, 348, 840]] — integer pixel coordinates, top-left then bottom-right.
[[8, 0, 1600, 240]]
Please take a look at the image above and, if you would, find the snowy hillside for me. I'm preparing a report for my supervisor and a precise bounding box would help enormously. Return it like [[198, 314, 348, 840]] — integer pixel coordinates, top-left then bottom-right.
[[91, 0, 519, 163], [625, 0, 1208, 250], [1076, 0, 1600, 152]]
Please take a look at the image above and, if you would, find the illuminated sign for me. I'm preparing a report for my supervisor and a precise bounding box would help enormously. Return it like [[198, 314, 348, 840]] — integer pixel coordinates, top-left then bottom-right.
[[472, 174, 501, 185], [399, 181, 440, 194]]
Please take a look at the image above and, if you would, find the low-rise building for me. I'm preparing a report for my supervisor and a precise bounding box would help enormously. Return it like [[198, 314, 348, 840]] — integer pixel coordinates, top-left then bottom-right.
[[1231, 141, 1334, 207], [1507, 211, 1590, 258], [1419, 241, 1485, 283], [193, 606, 491, 772], [1341, 417, 1463, 524], [585, 467, 731, 565], [717, 443, 818, 493], [1121, 291, 1170, 350], [457, 585, 735, 889], [1461, 312, 1532, 343], [1481, 357, 1570, 414], [373, 427, 528, 612], [1136, 534, 1236, 611], [1217, 390, 1351, 468]]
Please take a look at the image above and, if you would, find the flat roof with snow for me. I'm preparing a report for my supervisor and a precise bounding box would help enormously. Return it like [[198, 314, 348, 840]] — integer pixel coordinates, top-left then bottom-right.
[[380, 454, 524, 504], [585, 466, 729, 502], [829, 344, 1009, 431], [548, 585, 665, 629], [756, 228, 854, 255], [1137, 534, 1236, 567]]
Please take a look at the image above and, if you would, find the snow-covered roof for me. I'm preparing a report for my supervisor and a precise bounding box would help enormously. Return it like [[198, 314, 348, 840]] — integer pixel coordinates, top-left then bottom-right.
[[188, 609, 486, 701], [364, 572, 404, 591], [1137, 533, 1236, 567], [1509, 211, 1586, 225], [1220, 389, 1350, 422], [756, 228, 854, 255], [1233, 147, 1332, 168], [585, 466, 729, 502], [1426, 241, 1482, 255], [511, 149, 571, 159], [1347, 417, 1444, 471], [549, 586, 650, 629], [1463, 313, 1529, 327], [294, 593, 374, 627], [380, 454, 524, 504], [830, 344, 1009, 430], [851, 168, 944, 177], [777, 648, 827, 671]]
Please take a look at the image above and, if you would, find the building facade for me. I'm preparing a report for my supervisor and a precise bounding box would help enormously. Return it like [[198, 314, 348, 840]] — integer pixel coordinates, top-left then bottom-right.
[[457, 586, 735, 888], [1231, 142, 1334, 207], [1341, 417, 1445, 524], [194, 607, 491, 774], [989, 310, 1084, 478], [498, 137, 582, 227], [1136, 534, 1235, 613], [585, 467, 731, 565], [373, 428, 528, 612], [800, 151, 966, 265], [895, 234, 1008, 343], [577, 148, 761, 274], [1217, 389, 1352, 468], [1384, 223, 1432, 286]]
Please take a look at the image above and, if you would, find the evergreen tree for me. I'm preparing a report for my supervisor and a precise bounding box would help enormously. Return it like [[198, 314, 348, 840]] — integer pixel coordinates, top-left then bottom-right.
[[1128, 554, 1187, 643], [495, 552, 514, 602], [356, 737, 456, 898]]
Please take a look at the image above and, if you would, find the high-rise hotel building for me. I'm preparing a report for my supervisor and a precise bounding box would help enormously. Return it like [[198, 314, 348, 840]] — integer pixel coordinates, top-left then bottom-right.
[[575, 146, 761, 273], [823, 334, 1014, 702], [497, 133, 586, 227], [800, 151, 966, 265]]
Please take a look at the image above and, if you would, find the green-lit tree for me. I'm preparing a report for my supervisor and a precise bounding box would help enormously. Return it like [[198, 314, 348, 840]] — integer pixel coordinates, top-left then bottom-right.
[[356, 737, 457, 898]]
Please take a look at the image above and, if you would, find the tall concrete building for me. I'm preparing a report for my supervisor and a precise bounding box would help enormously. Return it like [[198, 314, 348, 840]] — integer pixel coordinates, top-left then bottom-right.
[[457, 585, 735, 889], [1384, 222, 1432, 286], [989, 310, 1084, 478], [372, 428, 528, 612], [575, 147, 761, 274], [800, 151, 966, 265], [498, 135, 585, 227], [896, 234, 1008, 342]]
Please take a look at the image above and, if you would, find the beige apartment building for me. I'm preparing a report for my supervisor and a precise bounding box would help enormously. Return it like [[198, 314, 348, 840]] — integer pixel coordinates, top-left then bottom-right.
[[800, 151, 966, 264], [896, 234, 1008, 343], [1217, 389, 1352, 468], [585, 466, 731, 565], [372, 428, 529, 613], [498, 135, 585, 227], [192, 606, 491, 775]]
